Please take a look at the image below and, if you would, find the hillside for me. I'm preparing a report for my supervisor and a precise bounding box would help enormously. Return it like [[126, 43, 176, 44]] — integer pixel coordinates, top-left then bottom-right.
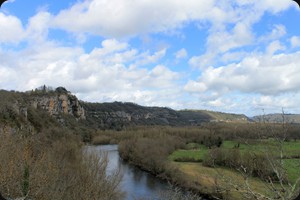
[[179, 109, 249, 123], [253, 114, 300, 124], [82, 102, 215, 129], [0, 87, 123, 200], [1, 87, 252, 133]]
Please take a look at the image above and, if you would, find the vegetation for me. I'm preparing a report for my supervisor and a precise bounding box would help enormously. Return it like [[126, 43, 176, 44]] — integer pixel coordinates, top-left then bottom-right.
[[0, 89, 123, 200], [0, 132, 123, 200], [1, 88, 300, 200], [113, 124, 300, 200]]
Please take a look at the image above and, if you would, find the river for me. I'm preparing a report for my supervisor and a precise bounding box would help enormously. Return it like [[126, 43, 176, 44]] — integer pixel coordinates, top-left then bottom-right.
[[86, 145, 171, 200]]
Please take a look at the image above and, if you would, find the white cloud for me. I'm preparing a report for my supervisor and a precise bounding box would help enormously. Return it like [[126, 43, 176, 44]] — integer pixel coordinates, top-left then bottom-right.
[[252, 93, 300, 113], [49, 0, 293, 39], [184, 80, 207, 93], [0, 66, 18, 88], [0, 0, 298, 116], [0, 13, 24, 43], [0, 38, 181, 107], [257, 0, 293, 13], [146, 65, 179, 88], [100, 39, 128, 54], [185, 51, 300, 97], [259, 25, 287, 42], [134, 48, 167, 66], [266, 40, 286, 55], [291, 36, 300, 48], [25, 11, 52, 43], [52, 0, 216, 38], [189, 23, 288, 69], [175, 48, 188, 60]]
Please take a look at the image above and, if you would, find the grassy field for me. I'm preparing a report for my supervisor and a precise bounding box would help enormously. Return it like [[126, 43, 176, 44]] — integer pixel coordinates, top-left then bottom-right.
[[168, 143, 207, 162], [175, 162, 286, 200], [170, 140, 300, 161], [284, 159, 300, 183], [168, 140, 300, 199]]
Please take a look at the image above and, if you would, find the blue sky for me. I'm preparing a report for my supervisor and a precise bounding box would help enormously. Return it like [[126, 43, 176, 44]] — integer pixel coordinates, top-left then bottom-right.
[[0, 0, 300, 116]]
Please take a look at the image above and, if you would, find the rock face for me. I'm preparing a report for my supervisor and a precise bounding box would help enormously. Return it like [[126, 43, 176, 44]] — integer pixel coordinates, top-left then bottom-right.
[[30, 90, 85, 120], [81, 101, 210, 128], [86, 105, 179, 125]]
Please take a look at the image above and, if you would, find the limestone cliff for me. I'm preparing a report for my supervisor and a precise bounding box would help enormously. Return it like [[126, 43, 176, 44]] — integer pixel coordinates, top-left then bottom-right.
[[0, 87, 86, 135], [30, 87, 85, 120], [81, 101, 210, 128]]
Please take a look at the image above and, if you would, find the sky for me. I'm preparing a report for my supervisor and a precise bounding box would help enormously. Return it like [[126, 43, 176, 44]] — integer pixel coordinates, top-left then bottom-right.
[[0, 0, 300, 116]]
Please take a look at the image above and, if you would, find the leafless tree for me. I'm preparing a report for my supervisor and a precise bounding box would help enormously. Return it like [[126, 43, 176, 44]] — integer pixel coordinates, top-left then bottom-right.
[[210, 109, 300, 200]]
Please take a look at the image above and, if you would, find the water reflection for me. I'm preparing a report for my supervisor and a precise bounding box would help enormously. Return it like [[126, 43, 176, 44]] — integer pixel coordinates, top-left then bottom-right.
[[86, 145, 169, 200]]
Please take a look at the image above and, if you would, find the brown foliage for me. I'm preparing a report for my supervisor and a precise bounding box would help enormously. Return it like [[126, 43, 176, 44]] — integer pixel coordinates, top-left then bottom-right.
[[119, 136, 185, 174], [0, 133, 123, 200]]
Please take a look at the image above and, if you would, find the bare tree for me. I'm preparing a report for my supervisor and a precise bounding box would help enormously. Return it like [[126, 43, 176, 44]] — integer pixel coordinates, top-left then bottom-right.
[[209, 109, 300, 200]]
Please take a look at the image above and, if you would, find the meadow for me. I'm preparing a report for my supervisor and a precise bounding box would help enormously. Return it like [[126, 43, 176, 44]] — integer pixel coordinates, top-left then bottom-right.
[[104, 123, 300, 200], [169, 140, 300, 199]]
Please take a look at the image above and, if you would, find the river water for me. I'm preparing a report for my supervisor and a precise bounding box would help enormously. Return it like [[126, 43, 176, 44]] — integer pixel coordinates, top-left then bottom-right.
[[86, 145, 170, 200]]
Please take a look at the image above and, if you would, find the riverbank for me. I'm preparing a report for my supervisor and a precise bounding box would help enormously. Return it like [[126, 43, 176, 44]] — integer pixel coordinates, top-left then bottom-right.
[[108, 126, 300, 200], [119, 140, 300, 200], [118, 136, 220, 199], [88, 144, 208, 200]]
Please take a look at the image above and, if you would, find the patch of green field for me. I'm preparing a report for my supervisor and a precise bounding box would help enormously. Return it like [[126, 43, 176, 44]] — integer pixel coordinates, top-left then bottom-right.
[[170, 140, 300, 185], [169, 140, 300, 162], [222, 140, 300, 158], [169, 143, 208, 161], [222, 140, 248, 150], [283, 141, 300, 158], [284, 159, 300, 183], [168, 149, 207, 161]]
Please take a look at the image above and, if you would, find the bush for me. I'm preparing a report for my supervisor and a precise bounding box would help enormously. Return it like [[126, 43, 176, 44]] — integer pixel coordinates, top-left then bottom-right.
[[0, 133, 123, 200], [119, 135, 185, 174], [202, 148, 288, 183]]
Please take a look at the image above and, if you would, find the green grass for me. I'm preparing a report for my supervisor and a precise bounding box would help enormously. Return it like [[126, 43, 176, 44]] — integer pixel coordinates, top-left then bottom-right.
[[169, 143, 208, 161], [170, 141, 300, 161], [168, 149, 206, 161], [169, 140, 300, 185], [185, 143, 203, 149], [283, 141, 300, 158], [284, 159, 300, 183], [222, 140, 300, 158]]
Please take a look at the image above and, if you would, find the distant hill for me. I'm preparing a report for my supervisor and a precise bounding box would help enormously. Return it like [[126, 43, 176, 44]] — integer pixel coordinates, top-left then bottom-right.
[[82, 102, 215, 128], [81, 103, 251, 129], [252, 114, 300, 124], [178, 110, 249, 123], [0, 87, 253, 133]]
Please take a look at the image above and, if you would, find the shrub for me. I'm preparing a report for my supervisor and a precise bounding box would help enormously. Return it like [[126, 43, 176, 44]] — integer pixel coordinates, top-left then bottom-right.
[[0, 133, 123, 200]]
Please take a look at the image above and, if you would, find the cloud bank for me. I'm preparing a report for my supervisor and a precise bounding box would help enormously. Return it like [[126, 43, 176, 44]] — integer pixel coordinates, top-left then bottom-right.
[[0, 0, 299, 115]]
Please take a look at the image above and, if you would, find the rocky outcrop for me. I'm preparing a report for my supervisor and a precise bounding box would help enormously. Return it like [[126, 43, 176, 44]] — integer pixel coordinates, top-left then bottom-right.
[[0, 87, 86, 135], [30, 91, 85, 120], [87, 107, 178, 124], [81, 101, 203, 128]]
